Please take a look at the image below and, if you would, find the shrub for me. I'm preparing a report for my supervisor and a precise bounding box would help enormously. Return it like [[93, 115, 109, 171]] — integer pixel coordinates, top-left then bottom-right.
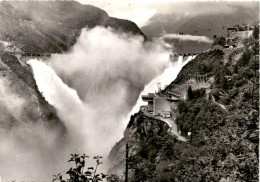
[[222, 65, 231, 76], [195, 89, 205, 98], [53, 154, 117, 182], [233, 64, 238, 74], [238, 50, 251, 67], [213, 36, 226, 47], [252, 26, 259, 40], [221, 76, 228, 90], [187, 86, 194, 100]]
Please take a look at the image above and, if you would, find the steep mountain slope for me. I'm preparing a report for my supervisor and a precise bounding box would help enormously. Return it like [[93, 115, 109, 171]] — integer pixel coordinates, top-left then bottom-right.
[[0, 51, 72, 180], [0, 1, 145, 53], [162, 35, 212, 53], [108, 112, 171, 179], [0, 52, 66, 140], [104, 17, 146, 39], [0, 2, 147, 180], [108, 29, 259, 181], [141, 2, 259, 39]]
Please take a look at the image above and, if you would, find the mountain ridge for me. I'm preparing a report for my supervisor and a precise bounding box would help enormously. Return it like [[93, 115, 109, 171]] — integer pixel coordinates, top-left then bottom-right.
[[0, 1, 146, 53], [141, 2, 259, 40]]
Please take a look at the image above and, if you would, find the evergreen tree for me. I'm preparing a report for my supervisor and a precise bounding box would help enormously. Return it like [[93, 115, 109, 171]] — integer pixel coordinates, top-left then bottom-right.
[[187, 86, 194, 100], [233, 64, 238, 74], [221, 75, 228, 90], [238, 50, 251, 67], [215, 69, 221, 85], [253, 26, 259, 40], [222, 65, 231, 75]]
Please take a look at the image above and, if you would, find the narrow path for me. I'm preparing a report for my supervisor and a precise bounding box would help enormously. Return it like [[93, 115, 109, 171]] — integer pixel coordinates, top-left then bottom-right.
[[142, 111, 187, 142], [159, 117, 187, 142], [212, 96, 227, 111]]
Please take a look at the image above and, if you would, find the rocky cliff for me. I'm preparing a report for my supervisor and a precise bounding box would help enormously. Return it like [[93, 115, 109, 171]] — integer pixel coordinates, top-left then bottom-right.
[[108, 112, 171, 179], [0, 51, 66, 137]]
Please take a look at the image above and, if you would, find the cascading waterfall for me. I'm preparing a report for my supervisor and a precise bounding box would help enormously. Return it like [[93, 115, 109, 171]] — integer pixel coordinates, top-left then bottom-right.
[[27, 59, 89, 153], [127, 55, 195, 125], [177, 55, 183, 67], [27, 54, 196, 155], [27, 59, 83, 112], [184, 55, 194, 65]]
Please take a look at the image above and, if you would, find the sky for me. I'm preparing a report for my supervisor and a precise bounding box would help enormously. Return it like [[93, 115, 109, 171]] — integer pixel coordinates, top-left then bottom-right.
[[77, 0, 258, 27], [77, 0, 159, 26]]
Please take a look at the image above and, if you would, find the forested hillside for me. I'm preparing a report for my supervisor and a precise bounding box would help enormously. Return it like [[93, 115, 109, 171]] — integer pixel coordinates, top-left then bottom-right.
[[0, 1, 145, 53], [108, 27, 259, 181]]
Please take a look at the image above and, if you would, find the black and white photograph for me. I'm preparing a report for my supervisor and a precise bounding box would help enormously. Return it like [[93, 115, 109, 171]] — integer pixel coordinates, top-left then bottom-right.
[[0, 0, 259, 181]]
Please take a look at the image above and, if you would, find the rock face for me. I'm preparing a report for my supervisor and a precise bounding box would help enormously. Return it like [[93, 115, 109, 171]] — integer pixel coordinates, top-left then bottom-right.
[[0, 1, 146, 53], [107, 112, 170, 179], [0, 52, 66, 141]]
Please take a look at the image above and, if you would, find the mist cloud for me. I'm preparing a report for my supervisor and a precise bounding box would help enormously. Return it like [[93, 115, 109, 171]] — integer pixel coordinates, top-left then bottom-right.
[[162, 34, 213, 44], [0, 76, 66, 181], [26, 26, 171, 169], [0, 26, 171, 181], [77, 0, 256, 27], [0, 78, 25, 121], [45, 26, 170, 155]]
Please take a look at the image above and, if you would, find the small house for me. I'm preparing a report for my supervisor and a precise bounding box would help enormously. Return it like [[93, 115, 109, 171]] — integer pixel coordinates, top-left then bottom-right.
[[227, 27, 237, 35], [224, 44, 230, 48]]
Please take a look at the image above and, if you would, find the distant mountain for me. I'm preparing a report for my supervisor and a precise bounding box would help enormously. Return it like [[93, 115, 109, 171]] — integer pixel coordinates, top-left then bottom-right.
[[141, 2, 259, 40], [104, 17, 146, 39], [0, 1, 145, 53], [161, 34, 213, 53], [0, 2, 147, 179], [0, 0, 146, 137]]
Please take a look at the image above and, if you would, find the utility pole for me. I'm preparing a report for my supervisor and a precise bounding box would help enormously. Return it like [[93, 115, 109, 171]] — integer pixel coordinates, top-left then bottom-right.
[[251, 84, 254, 108], [254, 40, 258, 83], [251, 33, 259, 109], [190, 122, 193, 144], [251, 29, 259, 83], [125, 143, 129, 182]]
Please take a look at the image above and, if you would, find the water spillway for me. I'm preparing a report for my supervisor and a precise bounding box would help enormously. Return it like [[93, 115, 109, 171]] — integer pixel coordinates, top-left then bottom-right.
[[128, 55, 194, 117], [28, 54, 196, 142], [27, 59, 83, 109]]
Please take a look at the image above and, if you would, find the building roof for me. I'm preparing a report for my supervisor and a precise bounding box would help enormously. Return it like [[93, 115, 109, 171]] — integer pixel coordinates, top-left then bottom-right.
[[224, 44, 230, 48], [142, 93, 155, 102], [227, 27, 237, 30]]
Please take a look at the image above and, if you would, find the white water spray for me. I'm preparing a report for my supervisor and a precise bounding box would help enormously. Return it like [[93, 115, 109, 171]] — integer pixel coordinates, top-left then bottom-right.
[[28, 54, 195, 143], [28, 59, 83, 108], [27, 59, 99, 155], [177, 55, 183, 67], [127, 55, 194, 123], [184, 55, 194, 65], [26, 26, 175, 160]]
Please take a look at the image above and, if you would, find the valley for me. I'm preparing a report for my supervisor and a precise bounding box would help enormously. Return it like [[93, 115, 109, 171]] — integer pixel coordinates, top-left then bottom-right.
[[0, 1, 259, 182]]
